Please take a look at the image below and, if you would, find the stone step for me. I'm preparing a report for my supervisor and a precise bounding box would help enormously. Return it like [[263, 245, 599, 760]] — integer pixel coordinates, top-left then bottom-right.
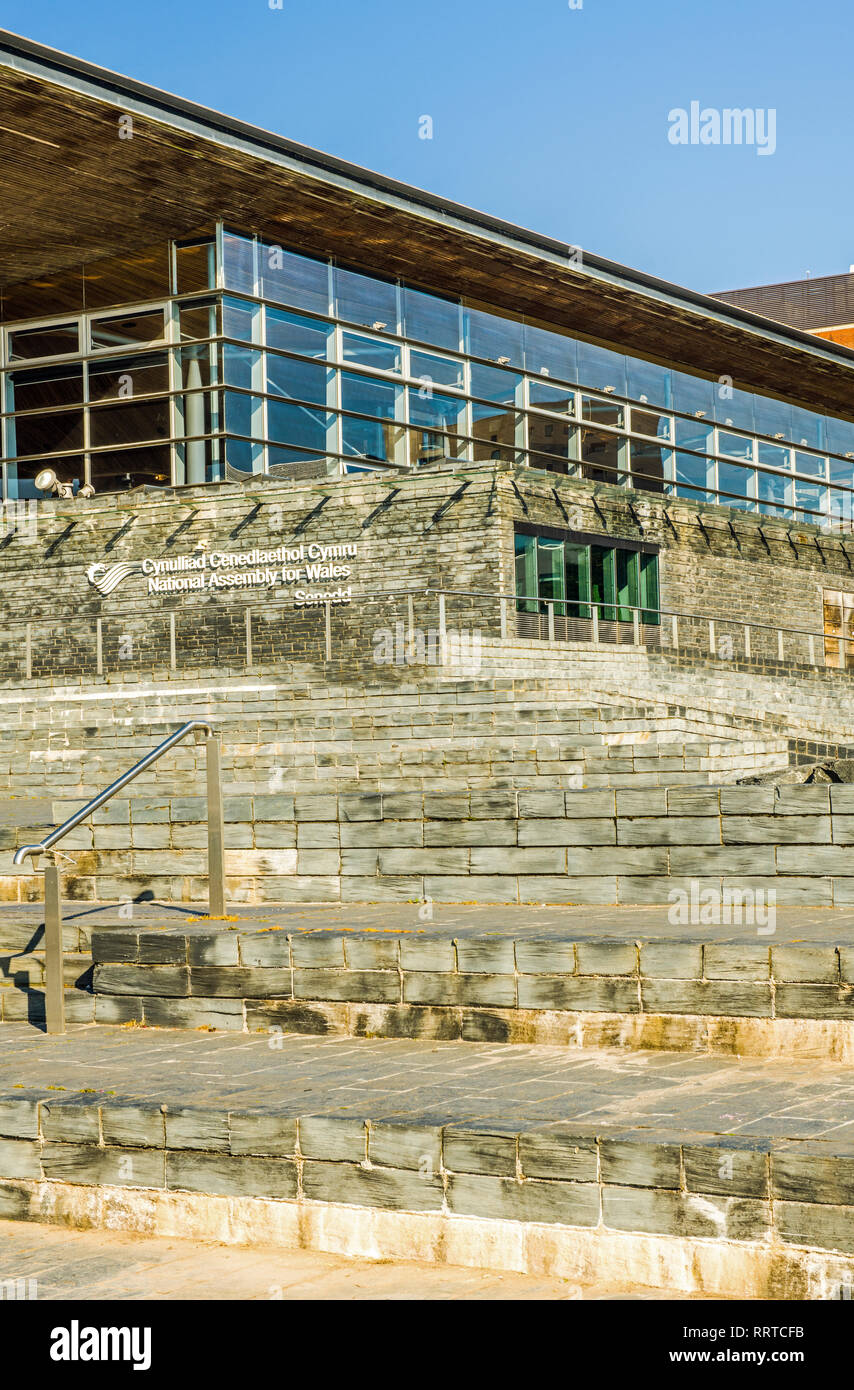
[[88, 923, 854, 1060], [1, 1021, 853, 1298]]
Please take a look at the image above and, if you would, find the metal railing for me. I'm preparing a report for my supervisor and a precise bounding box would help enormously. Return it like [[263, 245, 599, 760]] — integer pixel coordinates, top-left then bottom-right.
[[13, 720, 225, 1035], [1, 584, 850, 682]]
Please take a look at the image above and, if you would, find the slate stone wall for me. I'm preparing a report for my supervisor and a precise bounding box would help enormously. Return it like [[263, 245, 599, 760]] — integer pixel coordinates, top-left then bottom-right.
[[5, 784, 854, 907], [2, 464, 854, 688]]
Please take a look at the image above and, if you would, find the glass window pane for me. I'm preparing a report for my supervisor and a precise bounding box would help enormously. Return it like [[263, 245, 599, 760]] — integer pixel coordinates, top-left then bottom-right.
[[265, 306, 330, 359], [335, 266, 397, 332], [267, 400, 331, 451], [408, 389, 463, 431], [581, 428, 625, 484], [577, 340, 627, 396], [341, 371, 398, 420], [465, 306, 523, 366], [402, 286, 460, 351], [470, 363, 519, 404], [224, 390, 261, 439], [266, 353, 328, 405], [717, 461, 753, 507], [5, 364, 83, 411], [632, 407, 670, 439], [630, 440, 668, 493], [90, 310, 165, 351], [757, 441, 791, 470], [827, 415, 854, 458], [527, 415, 575, 462], [8, 323, 80, 361], [88, 353, 169, 402], [754, 394, 792, 441], [223, 344, 260, 392], [409, 349, 464, 390], [179, 300, 216, 343], [794, 451, 826, 479], [175, 240, 215, 294], [791, 405, 824, 451], [528, 380, 575, 413], [515, 532, 537, 613], [672, 371, 715, 418], [89, 397, 170, 448], [640, 552, 660, 624], [524, 323, 577, 384], [718, 431, 752, 461], [627, 356, 672, 409], [829, 457, 854, 487], [472, 401, 515, 459], [222, 297, 255, 342], [341, 333, 401, 373], [407, 424, 466, 467], [675, 418, 713, 451], [757, 469, 791, 514], [11, 410, 84, 458], [581, 395, 624, 428], [674, 451, 714, 502], [223, 438, 259, 475], [90, 444, 171, 491], [616, 548, 639, 622], [716, 386, 754, 433], [260, 244, 329, 315], [537, 537, 565, 611], [590, 544, 617, 621], [565, 542, 591, 619], [341, 414, 402, 464], [222, 231, 256, 295], [793, 479, 826, 522]]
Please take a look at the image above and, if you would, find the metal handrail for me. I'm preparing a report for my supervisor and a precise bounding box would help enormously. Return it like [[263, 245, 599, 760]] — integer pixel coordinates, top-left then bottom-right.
[[13, 719, 226, 1036], [4, 584, 836, 652]]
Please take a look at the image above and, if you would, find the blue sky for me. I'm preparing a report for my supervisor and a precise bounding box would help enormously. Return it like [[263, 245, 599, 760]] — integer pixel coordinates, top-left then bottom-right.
[[3, 0, 852, 294]]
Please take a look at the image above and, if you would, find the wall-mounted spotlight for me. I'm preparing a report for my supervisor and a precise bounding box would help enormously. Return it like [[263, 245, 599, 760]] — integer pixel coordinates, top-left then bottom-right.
[[34, 467, 74, 500], [34, 468, 95, 501]]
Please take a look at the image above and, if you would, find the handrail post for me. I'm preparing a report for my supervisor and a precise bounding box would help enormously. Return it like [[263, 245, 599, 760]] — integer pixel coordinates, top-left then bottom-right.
[[43, 857, 65, 1035], [205, 734, 226, 916]]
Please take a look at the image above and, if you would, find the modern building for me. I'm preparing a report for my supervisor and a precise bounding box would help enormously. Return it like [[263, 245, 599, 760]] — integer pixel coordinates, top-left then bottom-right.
[[3, 27, 854, 683], [714, 270, 854, 350]]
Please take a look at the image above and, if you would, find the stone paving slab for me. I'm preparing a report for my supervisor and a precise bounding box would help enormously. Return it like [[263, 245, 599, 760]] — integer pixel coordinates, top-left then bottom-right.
[[1, 1022, 853, 1141], [3, 900, 854, 945]]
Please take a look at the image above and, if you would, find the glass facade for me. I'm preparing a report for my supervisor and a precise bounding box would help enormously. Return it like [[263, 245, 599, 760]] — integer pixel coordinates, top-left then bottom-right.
[[3, 224, 854, 530]]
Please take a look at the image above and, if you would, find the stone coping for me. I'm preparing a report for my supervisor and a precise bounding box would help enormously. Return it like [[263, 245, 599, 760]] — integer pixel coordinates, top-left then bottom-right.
[[2, 1027, 854, 1258], [5, 900, 854, 946]]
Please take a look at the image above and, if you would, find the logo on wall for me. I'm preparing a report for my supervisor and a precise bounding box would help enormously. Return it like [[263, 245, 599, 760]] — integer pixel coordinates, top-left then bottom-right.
[[86, 561, 143, 596]]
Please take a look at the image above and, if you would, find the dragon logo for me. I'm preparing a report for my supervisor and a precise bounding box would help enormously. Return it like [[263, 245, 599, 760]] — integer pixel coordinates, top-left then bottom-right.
[[86, 561, 142, 596]]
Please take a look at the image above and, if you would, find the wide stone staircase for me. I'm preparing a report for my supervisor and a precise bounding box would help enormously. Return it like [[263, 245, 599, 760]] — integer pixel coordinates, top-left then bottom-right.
[[4, 633, 854, 1294]]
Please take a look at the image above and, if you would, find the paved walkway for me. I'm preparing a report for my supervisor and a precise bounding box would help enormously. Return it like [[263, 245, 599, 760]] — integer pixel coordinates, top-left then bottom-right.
[[2, 1023, 854, 1140], [0, 1219, 616, 1300], [3, 900, 854, 946]]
